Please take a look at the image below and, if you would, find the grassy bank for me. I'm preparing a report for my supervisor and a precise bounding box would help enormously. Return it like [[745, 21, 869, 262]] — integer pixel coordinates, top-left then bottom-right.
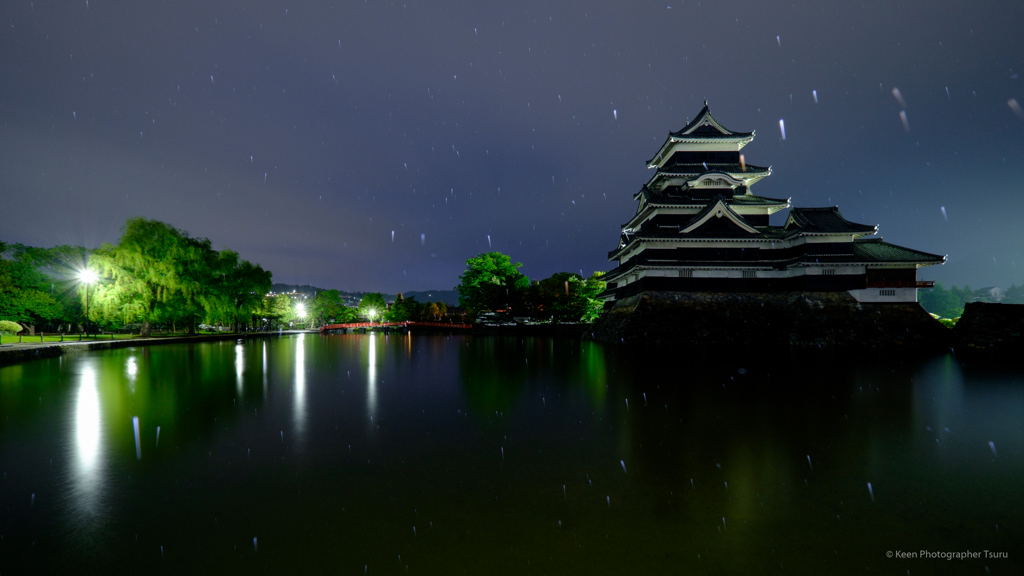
[[0, 331, 235, 345]]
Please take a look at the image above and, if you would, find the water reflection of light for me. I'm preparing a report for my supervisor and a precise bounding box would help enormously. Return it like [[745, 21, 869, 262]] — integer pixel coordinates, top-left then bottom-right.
[[580, 341, 607, 406], [294, 334, 306, 435], [367, 335, 377, 419], [73, 363, 102, 515], [262, 342, 268, 397], [914, 355, 966, 452], [235, 344, 245, 394], [126, 356, 138, 393]]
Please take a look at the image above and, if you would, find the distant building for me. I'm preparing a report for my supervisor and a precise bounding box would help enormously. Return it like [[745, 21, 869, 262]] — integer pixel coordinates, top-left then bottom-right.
[[601, 103, 945, 304], [973, 287, 1004, 302]]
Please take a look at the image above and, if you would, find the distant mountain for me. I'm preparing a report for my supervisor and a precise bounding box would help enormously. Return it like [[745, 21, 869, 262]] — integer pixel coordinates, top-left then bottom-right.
[[270, 284, 362, 306], [399, 290, 460, 306], [271, 283, 331, 295], [270, 284, 459, 306]]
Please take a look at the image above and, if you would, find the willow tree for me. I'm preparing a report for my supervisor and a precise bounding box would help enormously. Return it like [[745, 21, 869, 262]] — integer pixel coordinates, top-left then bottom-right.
[[91, 218, 191, 337], [172, 234, 224, 335], [212, 250, 273, 332]]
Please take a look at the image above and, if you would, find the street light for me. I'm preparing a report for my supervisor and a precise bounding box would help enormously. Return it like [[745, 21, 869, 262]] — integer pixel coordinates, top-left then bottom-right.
[[296, 303, 307, 330], [79, 269, 98, 337], [367, 308, 377, 324]]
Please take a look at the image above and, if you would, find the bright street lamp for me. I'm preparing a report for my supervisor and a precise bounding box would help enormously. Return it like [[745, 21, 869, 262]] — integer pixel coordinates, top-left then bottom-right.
[[78, 269, 98, 337], [367, 308, 377, 323], [296, 303, 307, 329]]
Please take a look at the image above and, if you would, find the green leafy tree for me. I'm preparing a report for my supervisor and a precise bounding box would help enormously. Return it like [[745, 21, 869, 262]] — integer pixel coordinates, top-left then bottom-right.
[[90, 268, 150, 329], [28, 217, 282, 336], [252, 293, 295, 330], [172, 235, 221, 335], [950, 284, 973, 308], [90, 218, 188, 337], [457, 252, 530, 313], [385, 293, 420, 322], [0, 320, 23, 335], [90, 217, 273, 336], [0, 243, 67, 333], [919, 282, 982, 319], [532, 271, 606, 323], [212, 251, 273, 331], [435, 301, 448, 318], [311, 289, 358, 326], [579, 272, 607, 322], [358, 293, 387, 321]]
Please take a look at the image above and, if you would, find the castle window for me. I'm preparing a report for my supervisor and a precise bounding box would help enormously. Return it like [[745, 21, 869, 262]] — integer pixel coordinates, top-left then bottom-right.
[[742, 270, 756, 279], [879, 289, 896, 297], [681, 269, 694, 278], [822, 269, 836, 276]]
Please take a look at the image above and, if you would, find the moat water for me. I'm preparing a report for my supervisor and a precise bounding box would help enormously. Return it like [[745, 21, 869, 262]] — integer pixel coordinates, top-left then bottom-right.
[[0, 334, 1021, 574]]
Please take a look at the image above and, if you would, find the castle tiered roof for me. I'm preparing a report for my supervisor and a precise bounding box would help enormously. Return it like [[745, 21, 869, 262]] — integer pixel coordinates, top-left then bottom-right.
[[602, 103, 945, 303], [784, 207, 877, 236], [668, 104, 754, 139], [647, 103, 757, 169]]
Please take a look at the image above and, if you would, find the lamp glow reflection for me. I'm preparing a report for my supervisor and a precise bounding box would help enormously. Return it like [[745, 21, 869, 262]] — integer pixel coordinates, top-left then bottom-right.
[[294, 334, 306, 436], [235, 344, 245, 393], [72, 364, 102, 515], [76, 366, 101, 468], [367, 335, 377, 419], [126, 356, 138, 393]]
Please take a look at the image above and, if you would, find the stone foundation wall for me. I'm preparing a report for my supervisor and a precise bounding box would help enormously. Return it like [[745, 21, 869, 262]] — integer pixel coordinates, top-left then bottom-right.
[[590, 291, 951, 350], [954, 302, 1024, 353]]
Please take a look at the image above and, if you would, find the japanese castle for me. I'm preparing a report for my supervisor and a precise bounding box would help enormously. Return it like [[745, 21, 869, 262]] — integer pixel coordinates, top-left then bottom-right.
[[601, 103, 944, 304]]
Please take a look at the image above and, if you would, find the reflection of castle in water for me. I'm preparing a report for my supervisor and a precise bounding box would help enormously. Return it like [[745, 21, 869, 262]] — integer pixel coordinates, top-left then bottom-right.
[[601, 103, 945, 305]]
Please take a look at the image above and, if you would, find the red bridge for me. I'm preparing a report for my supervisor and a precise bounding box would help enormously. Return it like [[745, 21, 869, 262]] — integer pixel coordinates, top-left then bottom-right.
[[320, 321, 472, 333]]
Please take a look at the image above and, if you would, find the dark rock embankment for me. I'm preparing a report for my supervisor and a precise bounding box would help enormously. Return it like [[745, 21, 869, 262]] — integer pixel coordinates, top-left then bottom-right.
[[590, 291, 951, 350], [954, 302, 1024, 353]]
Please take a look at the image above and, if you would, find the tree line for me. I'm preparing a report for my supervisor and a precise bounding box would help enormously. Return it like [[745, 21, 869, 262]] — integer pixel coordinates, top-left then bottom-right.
[[918, 282, 1024, 319], [455, 252, 606, 322], [0, 242, 89, 335], [225, 252, 607, 327], [1, 218, 275, 336], [2, 225, 607, 337]]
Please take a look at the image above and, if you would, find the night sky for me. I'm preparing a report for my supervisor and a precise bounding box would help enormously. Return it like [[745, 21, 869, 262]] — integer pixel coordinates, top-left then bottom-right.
[[2, 0, 1023, 292]]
